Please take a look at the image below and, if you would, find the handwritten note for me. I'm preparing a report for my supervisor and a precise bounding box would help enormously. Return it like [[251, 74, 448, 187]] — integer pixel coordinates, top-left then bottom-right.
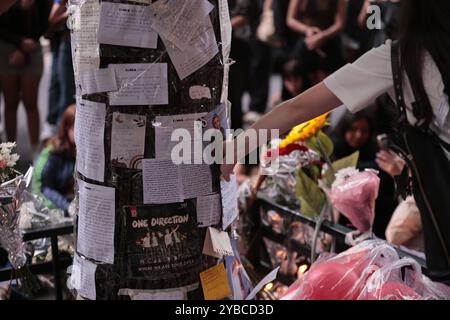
[[111, 113, 146, 169], [77, 180, 115, 263], [148, 0, 214, 51], [75, 99, 105, 182], [163, 16, 219, 80], [202, 227, 233, 258], [220, 174, 239, 230], [200, 263, 231, 300], [98, 2, 158, 49], [70, 1, 100, 74], [78, 67, 118, 95], [72, 254, 97, 300], [109, 63, 168, 106], [197, 194, 221, 227]]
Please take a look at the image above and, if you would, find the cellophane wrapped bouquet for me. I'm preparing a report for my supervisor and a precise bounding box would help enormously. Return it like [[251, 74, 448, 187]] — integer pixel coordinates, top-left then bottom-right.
[[281, 240, 450, 300], [328, 168, 380, 233], [0, 142, 39, 293]]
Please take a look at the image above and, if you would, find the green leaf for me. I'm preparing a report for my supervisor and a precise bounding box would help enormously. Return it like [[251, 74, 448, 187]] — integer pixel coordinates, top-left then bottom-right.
[[296, 168, 326, 218], [305, 131, 334, 158], [322, 151, 360, 187], [316, 130, 334, 157]]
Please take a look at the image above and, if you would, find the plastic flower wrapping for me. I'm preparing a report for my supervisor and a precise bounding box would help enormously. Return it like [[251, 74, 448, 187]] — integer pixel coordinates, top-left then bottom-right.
[[281, 240, 450, 300], [0, 167, 33, 270], [328, 169, 380, 233]]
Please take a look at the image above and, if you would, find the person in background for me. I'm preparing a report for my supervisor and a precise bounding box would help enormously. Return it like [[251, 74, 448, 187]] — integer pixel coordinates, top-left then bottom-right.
[[222, 0, 450, 285], [0, 0, 52, 156], [271, 58, 310, 108], [342, 0, 369, 62], [32, 104, 75, 212], [271, 0, 297, 71], [287, 0, 347, 84], [244, 0, 272, 124], [330, 111, 397, 238], [41, 0, 75, 142], [228, 0, 253, 130]]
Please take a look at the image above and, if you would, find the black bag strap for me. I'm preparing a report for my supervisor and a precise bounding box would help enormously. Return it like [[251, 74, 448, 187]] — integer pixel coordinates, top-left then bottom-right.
[[391, 41, 450, 268], [391, 41, 408, 126], [391, 41, 450, 152]]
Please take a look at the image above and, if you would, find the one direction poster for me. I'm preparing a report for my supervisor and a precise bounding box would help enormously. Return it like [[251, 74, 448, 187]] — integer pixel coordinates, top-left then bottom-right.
[[124, 202, 202, 281]]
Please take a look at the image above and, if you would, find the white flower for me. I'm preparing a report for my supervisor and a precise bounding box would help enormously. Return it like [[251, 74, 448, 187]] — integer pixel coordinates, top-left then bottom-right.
[[0, 141, 19, 169], [331, 167, 360, 189]]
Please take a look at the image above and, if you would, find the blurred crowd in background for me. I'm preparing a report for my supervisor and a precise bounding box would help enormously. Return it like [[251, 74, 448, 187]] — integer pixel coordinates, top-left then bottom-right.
[[0, 0, 421, 256]]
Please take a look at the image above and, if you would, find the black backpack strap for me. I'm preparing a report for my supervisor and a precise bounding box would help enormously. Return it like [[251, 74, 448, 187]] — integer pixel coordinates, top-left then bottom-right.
[[391, 41, 450, 152], [390, 41, 408, 126]]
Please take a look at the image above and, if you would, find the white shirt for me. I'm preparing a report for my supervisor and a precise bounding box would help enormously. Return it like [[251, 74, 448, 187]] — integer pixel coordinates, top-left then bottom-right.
[[324, 40, 450, 160]]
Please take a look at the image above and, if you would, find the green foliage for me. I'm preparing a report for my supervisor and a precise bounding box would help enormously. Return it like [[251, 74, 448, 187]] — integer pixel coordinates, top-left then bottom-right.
[[295, 168, 326, 218], [322, 151, 360, 188], [306, 131, 334, 158]]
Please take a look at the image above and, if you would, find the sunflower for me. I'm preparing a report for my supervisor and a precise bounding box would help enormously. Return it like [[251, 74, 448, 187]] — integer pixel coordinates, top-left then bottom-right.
[[280, 113, 329, 148]]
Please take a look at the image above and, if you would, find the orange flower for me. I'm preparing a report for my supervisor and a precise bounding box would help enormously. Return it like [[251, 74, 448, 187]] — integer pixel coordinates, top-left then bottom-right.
[[280, 113, 329, 148]]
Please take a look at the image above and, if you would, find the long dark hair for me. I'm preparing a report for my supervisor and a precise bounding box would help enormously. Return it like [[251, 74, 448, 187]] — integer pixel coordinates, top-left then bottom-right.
[[47, 104, 76, 158], [399, 0, 450, 127]]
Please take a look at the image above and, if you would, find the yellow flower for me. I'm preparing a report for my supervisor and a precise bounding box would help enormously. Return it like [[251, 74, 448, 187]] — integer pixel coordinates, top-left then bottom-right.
[[280, 113, 329, 148]]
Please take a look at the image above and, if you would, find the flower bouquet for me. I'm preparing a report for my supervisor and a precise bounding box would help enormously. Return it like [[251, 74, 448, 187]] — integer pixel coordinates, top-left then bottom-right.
[[265, 114, 361, 260], [0, 142, 39, 294]]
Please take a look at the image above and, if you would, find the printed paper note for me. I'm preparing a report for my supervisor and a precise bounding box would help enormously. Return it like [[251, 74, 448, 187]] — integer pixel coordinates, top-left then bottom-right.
[[75, 99, 105, 182], [111, 112, 146, 169], [154, 113, 206, 160], [77, 179, 115, 263], [142, 159, 184, 204], [98, 2, 158, 49], [109, 63, 168, 106]]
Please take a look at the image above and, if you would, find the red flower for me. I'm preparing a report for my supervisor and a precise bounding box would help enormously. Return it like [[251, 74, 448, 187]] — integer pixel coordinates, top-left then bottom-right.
[[266, 143, 309, 158]]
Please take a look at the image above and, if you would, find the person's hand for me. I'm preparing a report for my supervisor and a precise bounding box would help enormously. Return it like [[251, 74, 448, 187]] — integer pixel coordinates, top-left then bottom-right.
[[20, 38, 38, 53], [376, 150, 406, 177], [305, 26, 321, 38], [220, 140, 237, 182], [305, 32, 326, 51], [9, 50, 26, 66], [220, 163, 236, 182]]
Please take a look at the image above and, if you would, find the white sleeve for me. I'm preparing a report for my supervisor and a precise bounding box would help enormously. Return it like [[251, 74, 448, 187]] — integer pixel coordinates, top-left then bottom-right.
[[324, 40, 394, 113]]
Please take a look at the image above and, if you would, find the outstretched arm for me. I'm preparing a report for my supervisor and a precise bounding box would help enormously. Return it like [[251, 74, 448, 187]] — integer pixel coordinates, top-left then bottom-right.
[[221, 82, 343, 180]]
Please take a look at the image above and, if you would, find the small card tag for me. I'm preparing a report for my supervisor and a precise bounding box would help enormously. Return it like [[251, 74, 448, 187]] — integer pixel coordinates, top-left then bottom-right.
[[200, 263, 231, 300], [202, 227, 233, 258]]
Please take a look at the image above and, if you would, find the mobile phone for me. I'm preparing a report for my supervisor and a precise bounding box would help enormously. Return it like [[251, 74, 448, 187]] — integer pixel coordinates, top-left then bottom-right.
[[377, 134, 390, 151]]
